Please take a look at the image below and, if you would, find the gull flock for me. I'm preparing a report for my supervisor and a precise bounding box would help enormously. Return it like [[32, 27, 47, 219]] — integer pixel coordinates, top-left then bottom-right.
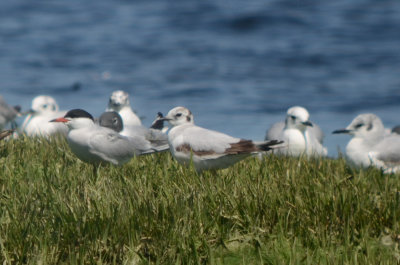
[[1, 90, 400, 174]]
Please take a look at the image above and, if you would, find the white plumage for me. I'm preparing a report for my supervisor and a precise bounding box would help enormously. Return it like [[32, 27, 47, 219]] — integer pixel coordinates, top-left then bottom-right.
[[106, 90, 142, 127], [22, 95, 68, 137], [265, 106, 327, 157], [333, 113, 400, 173], [53, 109, 166, 165], [163, 106, 283, 172]]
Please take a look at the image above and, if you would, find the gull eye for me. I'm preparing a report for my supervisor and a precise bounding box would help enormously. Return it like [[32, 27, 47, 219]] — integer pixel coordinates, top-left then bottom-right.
[[175, 113, 182, 118], [113, 118, 118, 125], [290, 115, 296, 120], [355, 123, 364, 129], [43, 104, 48, 109]]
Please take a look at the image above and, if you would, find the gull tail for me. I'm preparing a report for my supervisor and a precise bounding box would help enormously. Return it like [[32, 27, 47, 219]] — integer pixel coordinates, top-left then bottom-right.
[[255, 140, 285, 151], [140, 144, 170, 155]]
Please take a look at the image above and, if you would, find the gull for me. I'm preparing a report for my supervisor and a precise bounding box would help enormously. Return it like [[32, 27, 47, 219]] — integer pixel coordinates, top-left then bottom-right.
[[265, 106, 327, 157], [52, 109, 167, 165], [162, 106, 283, 172], [0, 95, 20, 130], [150, 112, 169, 133], [106, 90, 142, 127], [332, 113, 400, 173], [22, 95, 68, 137], [98, 111, 168, 147]]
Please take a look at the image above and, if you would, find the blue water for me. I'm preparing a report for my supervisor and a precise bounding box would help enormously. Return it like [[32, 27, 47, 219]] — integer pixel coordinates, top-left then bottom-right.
[[1, 0, 400, 156]]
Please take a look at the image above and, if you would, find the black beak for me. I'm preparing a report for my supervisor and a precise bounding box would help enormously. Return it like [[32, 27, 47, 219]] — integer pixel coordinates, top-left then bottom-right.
[[302, 121, 313, 127], [332, 129, 351, 134]]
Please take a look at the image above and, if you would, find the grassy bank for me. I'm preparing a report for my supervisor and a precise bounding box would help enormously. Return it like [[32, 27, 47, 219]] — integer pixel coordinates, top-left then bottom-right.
[[1, 136, 400, 264]]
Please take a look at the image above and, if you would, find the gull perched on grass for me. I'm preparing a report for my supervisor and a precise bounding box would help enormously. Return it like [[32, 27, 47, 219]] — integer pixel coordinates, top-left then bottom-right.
[[22, 95, 68, 137], [333, 113, 400, 173], [162, 106, 283, 172], [98, 111, 168, 148], [52, 109, 168, 165], [265, 106, 327, 157], [106, 90, 142, 127], [0, 95, 20, 130]]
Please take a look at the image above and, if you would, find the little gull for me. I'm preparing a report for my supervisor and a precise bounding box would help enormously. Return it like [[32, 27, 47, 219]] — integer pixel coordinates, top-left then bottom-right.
[[162, 106, 283, 172], [22, 95, 68, 137], [98, 111, 168, 147], [106, 90, 142, 127], [265, 106, 327, 157], [52, 109, 167, 165], [333, 113, 400, 173]]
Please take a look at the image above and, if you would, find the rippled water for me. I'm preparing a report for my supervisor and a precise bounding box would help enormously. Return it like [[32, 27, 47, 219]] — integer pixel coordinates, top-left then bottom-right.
[[1, 0, 400, 156]]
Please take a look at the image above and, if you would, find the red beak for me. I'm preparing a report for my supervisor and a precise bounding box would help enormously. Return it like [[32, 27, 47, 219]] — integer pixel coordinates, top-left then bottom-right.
[[50, 117, 69, 123]]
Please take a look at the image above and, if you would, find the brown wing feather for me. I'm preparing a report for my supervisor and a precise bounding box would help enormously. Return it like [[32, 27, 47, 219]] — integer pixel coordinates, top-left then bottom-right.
[[175, 143, 217, 156], [175, 139, 283, 156], [225, 140, 258, 154]]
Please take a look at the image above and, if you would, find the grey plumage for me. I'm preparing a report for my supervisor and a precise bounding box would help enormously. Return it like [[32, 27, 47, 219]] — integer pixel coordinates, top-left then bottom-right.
[[0, 96, 19, 130]]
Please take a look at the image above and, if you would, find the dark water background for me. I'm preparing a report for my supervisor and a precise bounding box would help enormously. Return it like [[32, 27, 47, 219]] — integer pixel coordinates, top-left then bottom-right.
[[1, 0, 400, 156]]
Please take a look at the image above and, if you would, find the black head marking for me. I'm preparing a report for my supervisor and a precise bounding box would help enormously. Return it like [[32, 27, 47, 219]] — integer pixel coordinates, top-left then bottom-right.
[[354, 123, 364, 129], [64, 109, 94, 121], [186, 110, 192, 122], [367, 123, 373, 131], [99, 111, 123, 132]]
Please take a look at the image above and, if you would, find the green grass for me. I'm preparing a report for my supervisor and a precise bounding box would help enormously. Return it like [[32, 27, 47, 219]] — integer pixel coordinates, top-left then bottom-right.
[[1, 136, 400, 264]]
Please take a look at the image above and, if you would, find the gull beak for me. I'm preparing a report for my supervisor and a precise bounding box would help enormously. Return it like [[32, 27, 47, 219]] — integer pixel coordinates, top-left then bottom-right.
[[302, 121, 313, 127], [332, 129, 351, 134], [159, 116, 172, 121], [50, 117, 69, 123]]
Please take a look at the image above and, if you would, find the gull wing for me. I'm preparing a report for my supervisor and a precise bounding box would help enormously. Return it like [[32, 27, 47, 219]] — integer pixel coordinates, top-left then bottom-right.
[[88, 128, 138, 165], [265, 121, 285, 141], [370, 135, 400, 167], [173, 125, 263, 158]]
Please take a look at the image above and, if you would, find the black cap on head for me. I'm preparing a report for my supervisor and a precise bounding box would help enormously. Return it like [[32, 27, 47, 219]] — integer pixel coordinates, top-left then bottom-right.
[[64, 109, 94, 121]]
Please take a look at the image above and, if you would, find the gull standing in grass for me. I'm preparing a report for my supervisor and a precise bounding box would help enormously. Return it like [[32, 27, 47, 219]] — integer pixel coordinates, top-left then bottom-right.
[[333, 113, 400, 173], [52, 109, 168, 165], [106, 90, 142, 127], [161, 106, 283, 172], [22, 95, 68, 137], [98, 111, 168, 148], [0, 95, 20, 130], [265, 106, 327, 157]]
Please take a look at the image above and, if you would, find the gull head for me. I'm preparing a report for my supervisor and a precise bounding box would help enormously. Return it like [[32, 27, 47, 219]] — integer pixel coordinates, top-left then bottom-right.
[[333, 113, 385, 140], [99, 111, 123, 132], [31, 95, 59, 114], [285, 106, 313, 131], [51, 109, 95, 130], [108, 90, 130, 111], [164, 106, 194, 127]]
